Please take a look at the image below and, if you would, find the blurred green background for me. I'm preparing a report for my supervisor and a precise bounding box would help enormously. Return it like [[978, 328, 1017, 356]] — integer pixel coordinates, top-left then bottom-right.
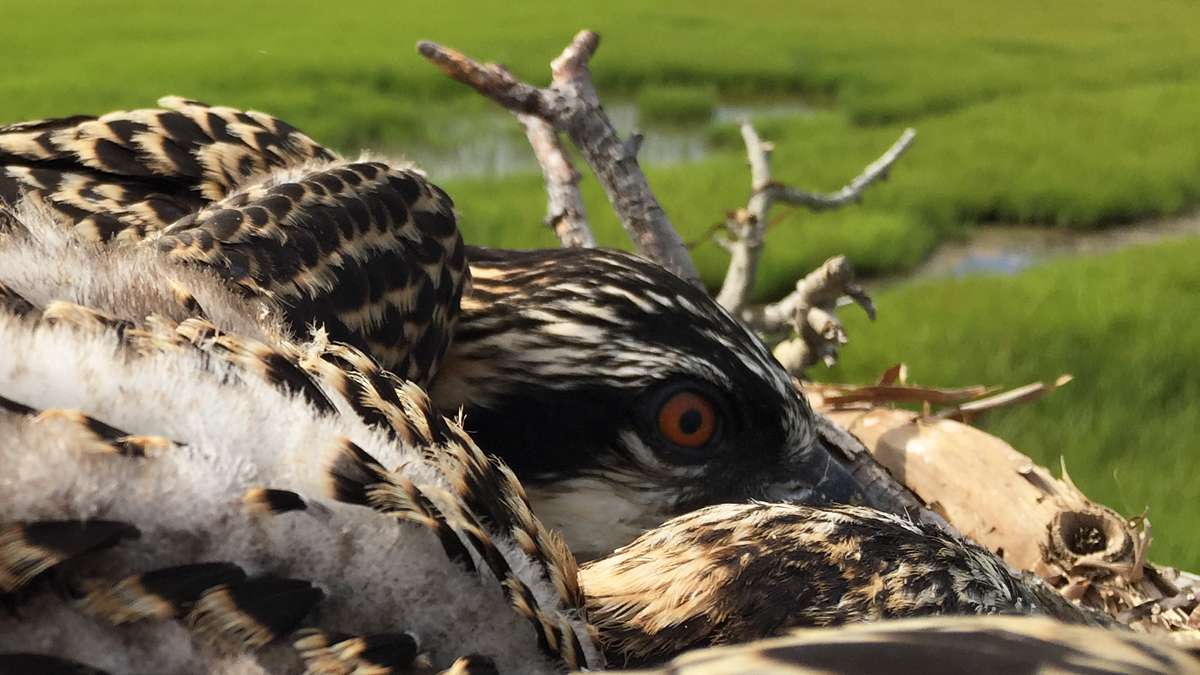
[[4, 1, 1197, 566]]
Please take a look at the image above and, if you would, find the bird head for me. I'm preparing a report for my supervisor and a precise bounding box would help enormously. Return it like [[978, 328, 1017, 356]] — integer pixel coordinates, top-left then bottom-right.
[[431, 246, 864, 558]]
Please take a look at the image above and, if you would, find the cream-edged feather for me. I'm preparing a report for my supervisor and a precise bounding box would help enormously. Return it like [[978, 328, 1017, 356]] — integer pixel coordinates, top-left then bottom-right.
[[0, 205, 599, 673]]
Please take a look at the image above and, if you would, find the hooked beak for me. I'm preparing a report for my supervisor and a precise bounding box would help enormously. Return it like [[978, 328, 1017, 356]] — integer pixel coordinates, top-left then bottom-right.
[[763, 438, 868, 506]]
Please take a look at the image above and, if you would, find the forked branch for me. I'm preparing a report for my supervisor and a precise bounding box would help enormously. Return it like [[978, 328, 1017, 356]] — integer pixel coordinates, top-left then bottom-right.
[[715, 122, 913, 372], [717, 122, 914, 316], [418, 32, 700, 284], [516, 113, 595, 247]]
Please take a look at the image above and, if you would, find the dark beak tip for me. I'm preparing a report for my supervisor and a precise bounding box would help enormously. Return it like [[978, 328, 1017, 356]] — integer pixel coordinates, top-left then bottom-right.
[[769, 458, 868, 507], [817, 472, 868, 506]]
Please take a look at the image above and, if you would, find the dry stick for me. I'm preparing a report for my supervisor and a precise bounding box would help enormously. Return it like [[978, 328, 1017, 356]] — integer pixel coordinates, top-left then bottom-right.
[[418, 30, 954, 555], [418, 32, 701, 285], [814, 382, 994, 407], [762, 255, 878, 371], [773, 128, 917, 210], [936, 375, 1074, 422], [758, 255, 876, 332], [713, 122, 911, 372], [717, 122, 915, 321], [516, 113, 595, 247], [714, 122, 775, 312]]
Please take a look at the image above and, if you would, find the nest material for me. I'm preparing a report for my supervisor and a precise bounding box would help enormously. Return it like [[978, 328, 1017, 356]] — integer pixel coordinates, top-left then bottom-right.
[[817, 401, 1199, 646]]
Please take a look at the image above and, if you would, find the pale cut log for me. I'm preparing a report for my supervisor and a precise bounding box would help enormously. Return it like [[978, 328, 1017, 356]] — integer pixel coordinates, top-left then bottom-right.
[[821, 406, 1200, 646]]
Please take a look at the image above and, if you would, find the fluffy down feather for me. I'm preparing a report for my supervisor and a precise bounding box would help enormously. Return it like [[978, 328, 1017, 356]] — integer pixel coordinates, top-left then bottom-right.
[[0, 206, 599, 673]]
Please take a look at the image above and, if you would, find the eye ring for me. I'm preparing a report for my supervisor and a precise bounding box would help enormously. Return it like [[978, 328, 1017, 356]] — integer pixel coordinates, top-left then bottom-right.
[[656, 389, 718, 449]]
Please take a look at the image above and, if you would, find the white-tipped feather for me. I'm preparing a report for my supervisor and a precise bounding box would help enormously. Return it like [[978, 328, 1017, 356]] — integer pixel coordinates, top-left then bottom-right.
[[0, 201, 277, 340], [0, 206, 599, 673]]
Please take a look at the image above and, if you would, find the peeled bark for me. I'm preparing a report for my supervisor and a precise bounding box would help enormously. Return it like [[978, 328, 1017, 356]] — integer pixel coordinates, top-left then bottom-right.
[[820, 405, 1200, 646]]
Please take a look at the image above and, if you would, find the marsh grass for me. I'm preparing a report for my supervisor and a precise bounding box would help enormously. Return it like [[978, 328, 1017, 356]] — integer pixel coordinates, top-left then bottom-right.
[[818, 239, 1200, 568], [6, 2, 1199, 269], [636, 84, 718, 125]]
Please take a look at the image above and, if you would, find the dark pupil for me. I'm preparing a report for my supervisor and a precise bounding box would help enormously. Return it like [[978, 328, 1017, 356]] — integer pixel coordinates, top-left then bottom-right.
[[678, 408, 703, 435]]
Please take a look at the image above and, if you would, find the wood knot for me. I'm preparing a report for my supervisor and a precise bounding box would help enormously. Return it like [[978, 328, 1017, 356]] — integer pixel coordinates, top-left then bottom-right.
[[1047, 508, 1134, 566]]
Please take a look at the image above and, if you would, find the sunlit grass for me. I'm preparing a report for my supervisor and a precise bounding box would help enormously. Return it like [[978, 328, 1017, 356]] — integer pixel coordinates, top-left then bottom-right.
[[817, 239, 1200, 568], [449, 79, 1200, 297], [6, 1, 1199, 268], [637, 84, 717, 125]]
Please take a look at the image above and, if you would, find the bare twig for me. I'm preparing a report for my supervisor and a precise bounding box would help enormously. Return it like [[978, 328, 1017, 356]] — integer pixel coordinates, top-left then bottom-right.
[[713, 123, 775, 312], [418, 33, 701, 284], [773, 128, 916, 211], [810, 382, 994, 408], [936, 375, 1074, 422], [417, 41, 544, 113], [712, 121, 912, 373], [806, 374, 1074, 420], [739, 255, 875, 371], [717, 122, 914, 316], [516, 114, 595, 247]]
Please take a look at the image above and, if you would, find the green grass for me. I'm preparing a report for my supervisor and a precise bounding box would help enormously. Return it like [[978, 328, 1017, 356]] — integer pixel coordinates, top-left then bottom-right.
[[3, 1, 1200, 278], [447, 78, 1200, 298], [816, 239, 1200, 569], [636, 84, 717, 125], [6, 1, 1200, 139]]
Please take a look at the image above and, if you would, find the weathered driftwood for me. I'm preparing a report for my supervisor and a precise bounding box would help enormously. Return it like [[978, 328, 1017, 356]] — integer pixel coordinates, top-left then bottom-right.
[[812, 411, 949, 530], [418, 32, 700, 284], [815, 401, 1200, 645], [516, 113, 595, 248], [715, 122, 910, 321], [712, 121, 910, 374]]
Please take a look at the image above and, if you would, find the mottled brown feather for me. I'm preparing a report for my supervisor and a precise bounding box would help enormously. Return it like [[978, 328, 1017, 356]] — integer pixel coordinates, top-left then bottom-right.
[[2, 102, 465, 389], [80, 562, 248, 624], [0, 96, 333, 226], [581, 502, 1094, 666], [0, 520, 139, 594], [187, 576, 323, 651], [617, 615, 1200, 675], [155, 160, 466, 387], [292, 628, 424, 674]]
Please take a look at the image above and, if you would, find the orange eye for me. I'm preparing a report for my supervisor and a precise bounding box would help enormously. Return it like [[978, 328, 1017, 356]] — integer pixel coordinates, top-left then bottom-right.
[[657, 390, 717, 448]]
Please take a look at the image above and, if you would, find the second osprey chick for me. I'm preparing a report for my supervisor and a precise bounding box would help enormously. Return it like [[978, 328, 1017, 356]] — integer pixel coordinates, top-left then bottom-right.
[[581, 502, 1106, 666]]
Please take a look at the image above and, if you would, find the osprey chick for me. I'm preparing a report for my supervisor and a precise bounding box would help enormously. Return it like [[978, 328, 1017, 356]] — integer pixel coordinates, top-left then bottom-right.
[[0, 99, 863, 558], [0, 216, 598, 673], [580, 502, 1107, 666]]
